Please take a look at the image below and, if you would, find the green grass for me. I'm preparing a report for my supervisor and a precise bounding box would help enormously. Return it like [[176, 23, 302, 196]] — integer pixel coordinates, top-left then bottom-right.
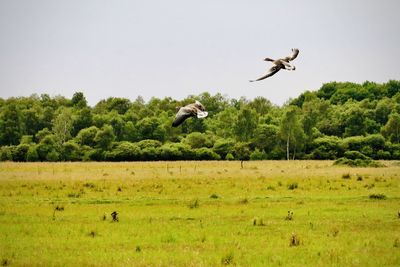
[[0, 161, 399, 266]]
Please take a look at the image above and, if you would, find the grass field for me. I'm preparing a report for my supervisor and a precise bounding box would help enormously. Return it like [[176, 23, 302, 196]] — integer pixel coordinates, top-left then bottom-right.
[[0, 161, 399, 266]]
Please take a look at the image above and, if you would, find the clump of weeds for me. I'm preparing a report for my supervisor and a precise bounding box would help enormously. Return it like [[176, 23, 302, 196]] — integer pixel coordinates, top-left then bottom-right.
[[253, 217, 266, 226], [285, 211, 294, 220], [188, 199, 200, 209], [210, 193, 219, 199], [342, 173, 351, 179], [287, 182, 298, 190], [238, 198, 249, 204], [369, 193, 386, 200], [221, 251, 234, 265], [290, 233, 300, 246], [89, 230, 97, 238]]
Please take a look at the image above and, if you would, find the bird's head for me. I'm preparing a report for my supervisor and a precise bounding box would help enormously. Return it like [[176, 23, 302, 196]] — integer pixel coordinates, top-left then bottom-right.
[[194, 100, 205, 111]]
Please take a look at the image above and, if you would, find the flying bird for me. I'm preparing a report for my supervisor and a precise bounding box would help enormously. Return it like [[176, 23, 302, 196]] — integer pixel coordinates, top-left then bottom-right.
[[250, 48, 299, 82], [172, 100, 208, 127]]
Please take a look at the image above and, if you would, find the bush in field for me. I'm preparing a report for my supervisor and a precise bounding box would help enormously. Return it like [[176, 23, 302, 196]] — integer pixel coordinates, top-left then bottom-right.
[[159, 143, 184, 160], [194, 147, 220, 160], [250, 149, 268, 160], [309, 136, 342, 159], [225, 153, 234, 160], [183, 132, 214, 149], [212, 138, 235, 159], [369, 193, 387, 200], [106, 141, 141, 161], [26, 145, 39, 162], [334, 157, 384, 167], [36, 134, 59, 161], [0, 146, 13, 161], [287, 182, 298, 190], [62, 140, 81, 161], [343, 150, 369, 160], [75, 126, 99, 147], [158, 142, 196, 160], [233, 142, 251, 164], [12, 144, 30, 161], [46, 149, 60, 162]]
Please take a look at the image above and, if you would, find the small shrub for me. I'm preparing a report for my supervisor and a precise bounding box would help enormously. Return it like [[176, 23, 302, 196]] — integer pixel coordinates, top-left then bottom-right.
[[394, 238, 400, 248], [267, 185, 275, 191], [89, 230, 96, 237], [238, 198, 249, 204], [344, 150, 369, 160], [225, 153, 234, 160], [331, 227, 339, 237], [290, 233, 300, 246], [287, 182, 298, 190], [221, 251, 234, 265], [83, 182, 95, 188], [162, 234, 176, 243], [67, 192, 81, 198], [334, 157, 384, 167], [55, 205, 64, 211], [1, 258, 9, 266], [342, 173, 351, 179], [365, 183, 375, 189], [285, 211, 294, 221], [253, 217, 266, 226], [188, 199, 200, 209], [369, 193, 386, 200], [135, 246, 141, 252]]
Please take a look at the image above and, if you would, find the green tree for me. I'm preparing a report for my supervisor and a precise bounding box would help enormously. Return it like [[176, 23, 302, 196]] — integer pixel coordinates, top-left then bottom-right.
[[233, 142, 251, 168], [280, 106, 305, 160], [234, 107, 258, 142], [382, 112, 400, 143], [0, 103, 23, 145], [136, 118, 166, 141], [71, 92, 88, 108], [253, 124, 280, 154], [183, 132, 214, 149], [75, 126, 99, 147], [212, 138, 235, 159], [72, 107, 93, 136], [95, 124, 115, 150], [52, 108, 73, 145]]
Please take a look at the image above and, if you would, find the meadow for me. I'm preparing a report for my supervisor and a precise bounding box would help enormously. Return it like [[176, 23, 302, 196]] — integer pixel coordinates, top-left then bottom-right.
[[0, 161, 399, 266]]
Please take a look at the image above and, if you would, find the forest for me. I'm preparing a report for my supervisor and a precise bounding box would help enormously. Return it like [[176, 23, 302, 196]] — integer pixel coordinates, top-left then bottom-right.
[[1, 80, 400, 162]]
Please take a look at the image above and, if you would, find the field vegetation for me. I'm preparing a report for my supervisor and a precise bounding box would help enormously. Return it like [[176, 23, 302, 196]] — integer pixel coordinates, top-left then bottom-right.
[[1, 161, 399, 266]]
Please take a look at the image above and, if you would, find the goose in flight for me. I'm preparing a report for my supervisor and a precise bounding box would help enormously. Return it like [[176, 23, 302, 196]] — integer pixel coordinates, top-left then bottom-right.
[[250, 48, 299, 82], [172, 100, 208, 127]]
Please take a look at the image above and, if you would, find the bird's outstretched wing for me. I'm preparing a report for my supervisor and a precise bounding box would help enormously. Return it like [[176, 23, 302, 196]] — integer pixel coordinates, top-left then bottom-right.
[[249, 66, 281, 82], [172, 106, 194, 127], [284, 48, 299, 62]]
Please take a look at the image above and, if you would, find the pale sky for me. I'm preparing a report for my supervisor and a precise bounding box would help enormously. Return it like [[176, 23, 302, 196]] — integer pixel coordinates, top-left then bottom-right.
[[0, 0, 399, 106]]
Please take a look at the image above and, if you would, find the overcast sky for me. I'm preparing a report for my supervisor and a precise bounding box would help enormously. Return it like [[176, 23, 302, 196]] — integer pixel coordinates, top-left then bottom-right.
[[0, 0, 399, 106]]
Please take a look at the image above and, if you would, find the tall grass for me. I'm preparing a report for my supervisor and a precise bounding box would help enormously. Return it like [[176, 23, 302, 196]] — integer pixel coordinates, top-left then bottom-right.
[[0, 161, 399, 266]]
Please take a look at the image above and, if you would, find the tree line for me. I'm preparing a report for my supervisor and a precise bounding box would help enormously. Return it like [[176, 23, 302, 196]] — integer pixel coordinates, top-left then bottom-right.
[[1, 80, 400, 162]]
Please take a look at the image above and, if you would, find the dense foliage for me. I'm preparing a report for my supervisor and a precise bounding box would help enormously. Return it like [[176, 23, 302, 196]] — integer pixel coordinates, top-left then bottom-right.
[[1, 80, 400, 161]]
